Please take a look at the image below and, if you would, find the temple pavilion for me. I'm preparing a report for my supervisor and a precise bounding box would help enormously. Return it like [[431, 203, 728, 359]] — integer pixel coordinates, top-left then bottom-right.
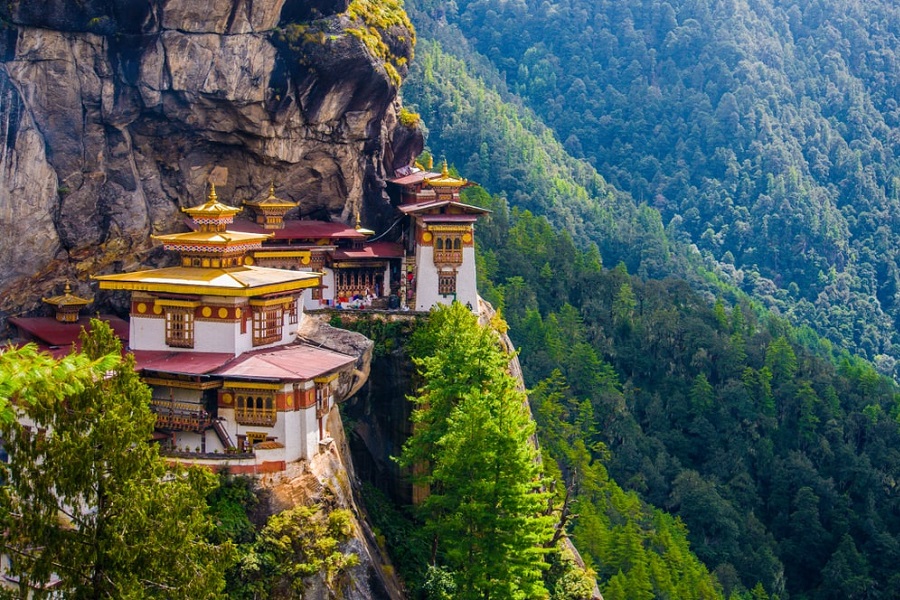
[[387, 162, 489, 312], [89, 185, 359, 473]]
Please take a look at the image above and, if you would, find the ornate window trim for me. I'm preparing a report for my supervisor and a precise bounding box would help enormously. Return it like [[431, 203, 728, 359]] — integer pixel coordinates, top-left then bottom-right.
[[251, 304, 284, 346], [438, 271, 457, 296], [165, 308, 195, 348], [234, 391, 277, 426]]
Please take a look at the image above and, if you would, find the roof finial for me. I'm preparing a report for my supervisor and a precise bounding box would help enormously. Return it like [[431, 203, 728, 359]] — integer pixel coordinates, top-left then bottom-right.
[[441, 159, 449, 178], [208, 182, 218, 204], [63, 281, 73, 295], [268, 180, 276, 198]]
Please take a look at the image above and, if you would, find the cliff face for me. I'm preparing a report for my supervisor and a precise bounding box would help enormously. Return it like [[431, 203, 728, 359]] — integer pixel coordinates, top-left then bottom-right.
[[0, 0, 421, 324]]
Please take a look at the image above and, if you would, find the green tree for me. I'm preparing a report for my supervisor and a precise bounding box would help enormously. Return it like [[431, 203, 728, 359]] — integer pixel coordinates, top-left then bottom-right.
[[401, 302, 553, 598], [0, 320, 231, 598]]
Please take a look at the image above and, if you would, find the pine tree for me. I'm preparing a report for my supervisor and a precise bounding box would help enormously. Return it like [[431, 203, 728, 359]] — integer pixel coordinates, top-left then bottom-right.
[[0, 320, 231, 598], [400, 303, 553, 598]]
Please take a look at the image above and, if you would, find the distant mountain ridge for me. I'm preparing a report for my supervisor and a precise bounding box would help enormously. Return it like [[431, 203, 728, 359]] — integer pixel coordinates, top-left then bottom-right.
[[403, 0, 900, 376]]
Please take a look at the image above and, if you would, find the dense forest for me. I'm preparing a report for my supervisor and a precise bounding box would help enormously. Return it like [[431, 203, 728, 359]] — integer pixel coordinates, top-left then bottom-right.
[[466, 186, 900, 599], [402, 0, 900, 377]]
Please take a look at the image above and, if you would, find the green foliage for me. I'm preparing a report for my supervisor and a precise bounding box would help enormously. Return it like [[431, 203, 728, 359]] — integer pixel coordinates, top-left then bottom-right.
[[0, 320, 231, 598], [345, 0, 416, 85], [399, 107, 422, 128], [466, 193, 900, 597], [400, 302, 554, 598], [360, 483, 431, 594], [406, 0, 900, 373], [226, 502, 359, 599]]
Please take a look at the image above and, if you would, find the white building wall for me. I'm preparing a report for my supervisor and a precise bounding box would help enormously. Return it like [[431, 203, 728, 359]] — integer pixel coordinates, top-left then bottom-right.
[[129, 316, 166, 351], [415, 246, 480, 313], [299, 404, 319, 460]]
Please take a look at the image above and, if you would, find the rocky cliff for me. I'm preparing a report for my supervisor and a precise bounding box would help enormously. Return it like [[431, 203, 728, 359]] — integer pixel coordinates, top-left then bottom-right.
[[0, 0, 421, 326]]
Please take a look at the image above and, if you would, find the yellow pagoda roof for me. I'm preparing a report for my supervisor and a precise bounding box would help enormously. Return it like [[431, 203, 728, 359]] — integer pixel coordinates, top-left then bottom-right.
[[424, 161, 468, 188], [244, 183, 298, 210], [93, 266, 320, 297], [42, 283, 92, 308], [152, 230, 272, 246], [182, 183, 242, 219]]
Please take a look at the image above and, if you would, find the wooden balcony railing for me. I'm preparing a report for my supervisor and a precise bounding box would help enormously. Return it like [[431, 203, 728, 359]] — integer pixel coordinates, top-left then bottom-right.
[[433, 250, 463, 265], [235, 407, 277, 426], [151, 399, 213, 432]]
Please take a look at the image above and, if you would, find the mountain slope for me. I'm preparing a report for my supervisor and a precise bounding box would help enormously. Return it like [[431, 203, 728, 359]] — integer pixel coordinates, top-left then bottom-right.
[[404, 0, 900, 375]]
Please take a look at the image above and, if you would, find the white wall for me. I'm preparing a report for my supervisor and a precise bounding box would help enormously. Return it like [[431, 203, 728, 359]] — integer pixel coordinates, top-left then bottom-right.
[[414, 246, 479, 313]]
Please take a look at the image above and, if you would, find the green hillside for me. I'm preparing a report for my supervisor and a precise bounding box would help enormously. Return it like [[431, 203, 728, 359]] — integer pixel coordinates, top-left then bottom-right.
[[403, 0, 900, 376]]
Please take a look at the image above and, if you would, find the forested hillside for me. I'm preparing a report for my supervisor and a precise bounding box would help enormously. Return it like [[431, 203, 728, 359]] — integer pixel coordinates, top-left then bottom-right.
[[468, 187, 900, 599], [403, 0, 900, 375]]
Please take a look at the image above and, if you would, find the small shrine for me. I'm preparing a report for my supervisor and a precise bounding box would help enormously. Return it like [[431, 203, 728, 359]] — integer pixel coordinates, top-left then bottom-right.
[[42, 283, 92, 323]]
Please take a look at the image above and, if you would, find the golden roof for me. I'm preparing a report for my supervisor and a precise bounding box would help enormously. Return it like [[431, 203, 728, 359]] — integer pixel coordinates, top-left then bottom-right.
[[182, 183, 242, 220], [94, 266, 321, 297], [42, 283, 92, 308], [152, 230, 272, 246], [424, 161, 468, 188], [244, 182, 298, 210]]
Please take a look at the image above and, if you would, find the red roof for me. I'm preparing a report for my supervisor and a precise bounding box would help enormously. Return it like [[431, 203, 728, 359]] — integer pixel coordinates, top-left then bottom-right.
[[215, 343, 356, 381], [421, 214, 480, 224], [399, 200, 491, 215], [332, 242, 404, 260], [227, 218, 367, 241], [9, 316, 130, 348], [388, 170, 440, 186], [132, 350, 234, 375]]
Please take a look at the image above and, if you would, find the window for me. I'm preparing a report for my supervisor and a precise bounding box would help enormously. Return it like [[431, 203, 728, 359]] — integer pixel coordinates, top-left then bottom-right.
[[252, 305, 284, 346], [245, 432, 268, 447], [438, 271, 457, 296], [311, 286, 322, 301], [287, 299, 298, 324], [433, 235, 463, 265], [315, 380, 331, 418], [165, 309, 194, 348], [235, 393, 276, 426]]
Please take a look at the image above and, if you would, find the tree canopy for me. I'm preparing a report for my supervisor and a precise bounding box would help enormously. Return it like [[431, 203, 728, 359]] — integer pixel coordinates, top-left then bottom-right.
[[400, 302, 554, 599], [0, 320, 231, 598]]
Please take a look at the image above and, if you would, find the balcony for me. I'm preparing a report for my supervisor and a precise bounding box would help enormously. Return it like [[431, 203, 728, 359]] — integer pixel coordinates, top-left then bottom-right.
[[235, 407, 277, 427], [151, 399, 213, 432], [433, 250, 463, 265]]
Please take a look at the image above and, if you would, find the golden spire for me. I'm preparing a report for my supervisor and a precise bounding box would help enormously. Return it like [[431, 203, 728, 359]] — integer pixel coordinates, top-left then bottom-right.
[[355, 210, 375, 236], [425, 160, 468, 189]]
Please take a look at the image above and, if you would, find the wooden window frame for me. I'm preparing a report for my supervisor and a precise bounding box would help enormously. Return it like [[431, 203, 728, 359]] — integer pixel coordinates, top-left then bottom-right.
[[235, 393, 277, 426], [438, 271, 457, 296], [165, 308, 195, 348], [433, 235, 463, 265], [252, 305, 284, 346]]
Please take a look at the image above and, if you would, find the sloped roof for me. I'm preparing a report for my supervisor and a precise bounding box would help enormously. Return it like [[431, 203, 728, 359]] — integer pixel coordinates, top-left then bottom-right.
[[9, 315, 129, 350], [215, 343, 356, 381], [132, 350, 234, 375], [227, 218, 367, 241], [94, 266, 320, 296], [331, 242, 404, 260]]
